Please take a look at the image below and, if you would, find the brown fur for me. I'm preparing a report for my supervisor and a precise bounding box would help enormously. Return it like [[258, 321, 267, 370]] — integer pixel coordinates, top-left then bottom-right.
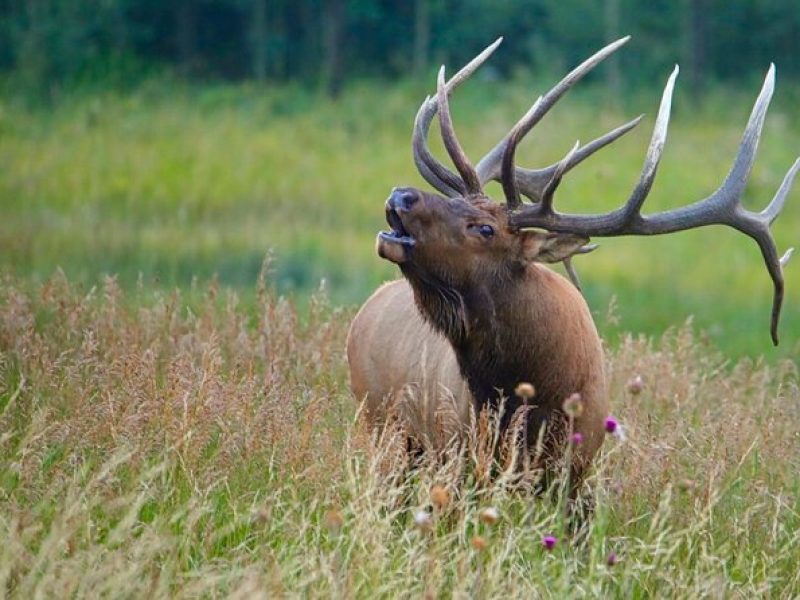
[[347, 189, 608, 481]]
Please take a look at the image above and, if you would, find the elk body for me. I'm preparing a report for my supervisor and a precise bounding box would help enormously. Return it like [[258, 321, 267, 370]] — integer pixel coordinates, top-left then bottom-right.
[[347, 37, 796, 483]]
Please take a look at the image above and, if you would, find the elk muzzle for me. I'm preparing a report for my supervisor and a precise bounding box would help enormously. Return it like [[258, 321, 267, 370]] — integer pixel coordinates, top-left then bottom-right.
[[376, 188, 418, 264]]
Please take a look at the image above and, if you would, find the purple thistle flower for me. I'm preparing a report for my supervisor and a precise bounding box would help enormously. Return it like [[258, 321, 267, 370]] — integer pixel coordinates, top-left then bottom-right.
[[542, 535, 557, 551], [604, 416, 619, 434], [570, 432, 584, 445], [606, 551, 619, 566]]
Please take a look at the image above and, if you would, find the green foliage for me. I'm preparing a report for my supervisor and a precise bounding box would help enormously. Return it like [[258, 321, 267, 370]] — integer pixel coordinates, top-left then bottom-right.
[[1, 0, 800, 98]]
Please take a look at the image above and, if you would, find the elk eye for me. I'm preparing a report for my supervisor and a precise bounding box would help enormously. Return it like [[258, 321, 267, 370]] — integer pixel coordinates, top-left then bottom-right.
[[478, 224, 495, 238]]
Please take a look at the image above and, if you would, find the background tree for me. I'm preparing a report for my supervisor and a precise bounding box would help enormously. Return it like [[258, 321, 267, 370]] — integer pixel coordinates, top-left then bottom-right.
[[0, 0, 798, 97], [322, 0, 345, 97]]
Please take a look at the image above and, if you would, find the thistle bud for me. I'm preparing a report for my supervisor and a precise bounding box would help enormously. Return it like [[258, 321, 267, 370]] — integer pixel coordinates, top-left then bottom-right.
[[604, 416, 619, 434], [471, 535, 487, 551], [542, 535, 557, 551], [562, 393, 584, 418], [414, 510, 434, 533], [626, 375, 644, 395], [251, 507, 271, 525], [430, 485, 450, 510], [323, 508, 344, 534], [479, 507, 500, 526], [515, 382, 536, 401]]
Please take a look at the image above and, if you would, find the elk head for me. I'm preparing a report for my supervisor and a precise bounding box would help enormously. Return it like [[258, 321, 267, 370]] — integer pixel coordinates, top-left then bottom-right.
[[378, 188, 588, 285], [377, 36, 797, 345]]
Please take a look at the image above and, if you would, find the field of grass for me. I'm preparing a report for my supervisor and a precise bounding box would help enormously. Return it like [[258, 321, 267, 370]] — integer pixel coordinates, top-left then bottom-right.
[[0, 75, 798, 356], [1, 74, 800, 596], [0, 274, 798, 597]]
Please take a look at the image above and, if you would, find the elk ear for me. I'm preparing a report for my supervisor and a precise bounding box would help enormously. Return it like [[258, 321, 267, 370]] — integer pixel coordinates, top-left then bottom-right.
[[518, 231, 590, 264]]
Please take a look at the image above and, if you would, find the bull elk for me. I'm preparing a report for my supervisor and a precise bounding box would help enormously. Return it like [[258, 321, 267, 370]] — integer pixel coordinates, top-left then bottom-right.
[[347, 37, 796, 486]]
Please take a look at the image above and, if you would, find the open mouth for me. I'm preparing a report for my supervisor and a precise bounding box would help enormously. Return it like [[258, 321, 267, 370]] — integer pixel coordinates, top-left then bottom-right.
[[379, 208, 415, 246]]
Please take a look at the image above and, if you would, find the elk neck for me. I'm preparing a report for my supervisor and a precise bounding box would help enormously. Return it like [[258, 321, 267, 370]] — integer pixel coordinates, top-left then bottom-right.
[[401, 261, 587, 425]]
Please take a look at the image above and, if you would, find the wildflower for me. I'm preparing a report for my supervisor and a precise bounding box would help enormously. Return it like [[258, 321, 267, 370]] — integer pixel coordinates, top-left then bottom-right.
[[570, 432, 584, 446], [604, 416, 618, 434], [479, 507, 500, 526], [606, 551, 619, 566], [562, 393, 584, 418], [323, 508, 344, 534], [515, 382, 536, 401], [542, 535, 557, 551], [430, 485, 450, 510], [626, 375, 644, 395], [471, 535, 487, 551], [604, 415, 625, 440], [414, 509, 434, 533]]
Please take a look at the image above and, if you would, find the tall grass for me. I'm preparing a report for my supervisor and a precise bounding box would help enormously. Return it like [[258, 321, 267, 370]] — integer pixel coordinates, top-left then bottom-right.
[[0, 77, 798, 356], [1, 271, 798, 597]]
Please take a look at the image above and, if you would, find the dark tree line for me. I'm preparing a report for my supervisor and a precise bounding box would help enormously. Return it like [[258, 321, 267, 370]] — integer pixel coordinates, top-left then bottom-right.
[[2, 0, 800, 98]]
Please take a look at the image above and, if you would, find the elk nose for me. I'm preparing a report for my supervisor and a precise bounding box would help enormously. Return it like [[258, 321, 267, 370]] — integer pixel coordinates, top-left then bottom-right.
[[387, 188, 419, 212]]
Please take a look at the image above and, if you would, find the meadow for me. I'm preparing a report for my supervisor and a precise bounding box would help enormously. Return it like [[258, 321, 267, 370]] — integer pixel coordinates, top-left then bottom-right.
[[1, 73, 800, 597], [0, 272, 798, 597], [1, 73, 798, 355]]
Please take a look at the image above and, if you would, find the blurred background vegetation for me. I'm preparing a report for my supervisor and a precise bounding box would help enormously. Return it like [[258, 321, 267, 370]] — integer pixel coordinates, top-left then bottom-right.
[[2, 0, 800, 97], [0, 0, 798, 358]]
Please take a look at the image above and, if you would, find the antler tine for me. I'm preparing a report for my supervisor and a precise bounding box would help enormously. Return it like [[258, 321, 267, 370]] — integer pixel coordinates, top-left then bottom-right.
[[481, 36, 632, 208], [412, 38, 503, 196], [624, 65, 680, 218], [759, 157, 800, 343], [501, 98, 541, 208], [412, 36, 640, 201], [511, 64, 798, 345], [780, 247, 795, 268], [437, 66, 483, 195], [413, 95, 465, 197], [503, 115, 644, 203], [540, 140, 582, 214], [761, 152, 799, 225]]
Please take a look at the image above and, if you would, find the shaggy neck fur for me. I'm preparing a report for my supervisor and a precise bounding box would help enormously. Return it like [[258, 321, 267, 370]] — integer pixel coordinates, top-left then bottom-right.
[[402, 262, 582, 435], [401, 258, 606, 461]]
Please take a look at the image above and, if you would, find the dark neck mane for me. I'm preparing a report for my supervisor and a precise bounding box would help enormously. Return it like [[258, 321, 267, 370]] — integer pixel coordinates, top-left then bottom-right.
[[402, 263, 549, 412]]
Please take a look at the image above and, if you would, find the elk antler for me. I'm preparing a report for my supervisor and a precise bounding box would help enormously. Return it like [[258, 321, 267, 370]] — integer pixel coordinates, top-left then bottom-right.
[[412, 37, 796, 344], [412, 38, 503, 197], [508, 64, 798, 345], [412, 37, 642, 199]]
